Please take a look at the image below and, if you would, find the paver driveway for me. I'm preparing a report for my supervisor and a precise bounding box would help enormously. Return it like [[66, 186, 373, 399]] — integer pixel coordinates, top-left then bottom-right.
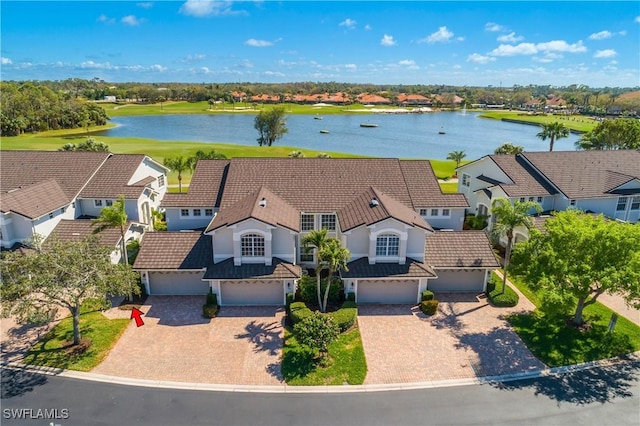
[[93, 296, 285, 385], [358, 293, 545, 384]]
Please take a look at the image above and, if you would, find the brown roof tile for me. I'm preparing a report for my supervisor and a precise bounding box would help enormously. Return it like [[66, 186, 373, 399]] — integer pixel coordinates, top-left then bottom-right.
[[203, 257, 301, 280], [0, 179, 69, 218], [342, 257, 436, 278], [489, 155, 557, 197], [161, 160, 229, 208], [133, 232, 212, 270], [50, 219, 126, 247], [522, 150, 640, 199], [425, 231, 500, 268], [400, 160, 469, 208], [79, 154, 150, 198]]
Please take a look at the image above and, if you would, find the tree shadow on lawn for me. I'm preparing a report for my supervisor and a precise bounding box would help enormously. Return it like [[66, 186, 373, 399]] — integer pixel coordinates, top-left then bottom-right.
[[491, 358, 640, 405], [1, 368, 49, 399], [22, 324, 96, 370], [280, 345, 317, 383], [235, 320, 283, 356]]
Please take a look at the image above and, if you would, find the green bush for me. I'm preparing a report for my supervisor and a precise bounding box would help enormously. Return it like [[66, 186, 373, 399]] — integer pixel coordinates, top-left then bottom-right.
[[329, 301, 358, 332], [346, 292, 356, 302], [463, 214, 488, 231], [290, 302, 313, 325], [299, 275, 344, 305], [293, 312, 340, 356], [420, 300, 439, 315], [487, 276, 520, 307], [285, 292, 295, 315], [421, 290, 434, 301], [206, 290, 218, 306], [202, 303, 218, 318]]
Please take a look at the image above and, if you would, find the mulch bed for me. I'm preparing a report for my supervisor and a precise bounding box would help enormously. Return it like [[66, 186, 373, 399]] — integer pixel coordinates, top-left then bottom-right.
[[63, 337, 92, 356], [117, 293, 148, 311]]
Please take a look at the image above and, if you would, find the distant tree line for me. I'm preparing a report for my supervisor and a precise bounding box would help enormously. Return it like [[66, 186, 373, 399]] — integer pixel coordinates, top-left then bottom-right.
[[0, 82, 109, 136]]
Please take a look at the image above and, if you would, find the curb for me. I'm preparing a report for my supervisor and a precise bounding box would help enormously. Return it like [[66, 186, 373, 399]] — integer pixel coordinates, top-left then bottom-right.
[[3, 351, 639, 394]]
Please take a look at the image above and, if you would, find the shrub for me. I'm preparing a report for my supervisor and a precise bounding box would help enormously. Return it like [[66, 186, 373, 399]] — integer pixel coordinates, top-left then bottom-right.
[[346, 292, 356, 302], [285, 292, 295, 315], [202, 303, 218, 318], [290, 302, 313, 325], [294, 312, 340, 356], [463, 214, 488, 231], [487, 276, 519, 307], [421, 290, 434, 301], [420, 300, 439, 315], [206, 290, 218, 306], [299, 275, 344, 306], [329, 301, 358, 332]]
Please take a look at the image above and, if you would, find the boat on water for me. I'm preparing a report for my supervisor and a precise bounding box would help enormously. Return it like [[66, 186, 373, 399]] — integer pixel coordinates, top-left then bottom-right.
[[360, 123, 378, 128], [438, 127, 446, 134], [320, 130, 330, 134], [314, 115, 323, 120]]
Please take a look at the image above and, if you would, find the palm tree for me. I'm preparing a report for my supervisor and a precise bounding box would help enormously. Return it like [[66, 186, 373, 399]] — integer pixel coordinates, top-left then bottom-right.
[[163, 156, 191, 193], [490, 198, 542, 294], [301, 229, 330, 310], [318, 238, 350, 313], [447, 150, 466, 169], [536, 121, 569, 152], [92, 195, 129, 265]]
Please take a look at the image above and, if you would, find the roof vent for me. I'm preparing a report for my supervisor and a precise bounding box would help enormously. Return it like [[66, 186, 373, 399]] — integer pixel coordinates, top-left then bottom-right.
[[259, 197, 267, 208], [370, 197, 379, 207]]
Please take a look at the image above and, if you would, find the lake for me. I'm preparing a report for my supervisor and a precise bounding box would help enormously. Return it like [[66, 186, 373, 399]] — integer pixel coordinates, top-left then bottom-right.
[[98, 112, 581, 160]]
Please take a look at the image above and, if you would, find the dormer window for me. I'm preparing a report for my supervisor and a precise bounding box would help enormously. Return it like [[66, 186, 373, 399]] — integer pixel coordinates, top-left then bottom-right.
[[301, 214, 315, 231], [320, 214, 336, 231], [241, 233, 265, 257], [376, 234, 399, 256]]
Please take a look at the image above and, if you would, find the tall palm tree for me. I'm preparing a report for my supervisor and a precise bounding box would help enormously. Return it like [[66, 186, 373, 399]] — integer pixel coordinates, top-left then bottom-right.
[[318, 238, 350, 312], [301, 229, 329, 309], [536, 121, 569, 152], [490, 198, 542, 294], [446, 150, 466, 169], [92, 195, 129, 265], [163, 156, 190, 193]]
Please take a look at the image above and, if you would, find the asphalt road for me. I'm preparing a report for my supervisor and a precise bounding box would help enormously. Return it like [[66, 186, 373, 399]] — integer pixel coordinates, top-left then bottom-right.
[[2, 360, 639, 426]]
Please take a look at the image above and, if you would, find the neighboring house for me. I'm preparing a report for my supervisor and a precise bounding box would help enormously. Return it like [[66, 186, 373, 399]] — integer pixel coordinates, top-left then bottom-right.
[[50, 219, 145, 264], [135, 158, 498, 306], [0, 151, 168, 249], [457, 150, 640, 241]]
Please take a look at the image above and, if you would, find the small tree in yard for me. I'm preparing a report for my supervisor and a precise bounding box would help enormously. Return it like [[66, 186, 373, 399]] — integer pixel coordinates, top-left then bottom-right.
[[301, 229, 330, 310], [294, 312, 340, 363], [446, 150, 466, 169], [510, 210, 640, 326], [318, 238, 350, 313], [1, 236, 139, 346]]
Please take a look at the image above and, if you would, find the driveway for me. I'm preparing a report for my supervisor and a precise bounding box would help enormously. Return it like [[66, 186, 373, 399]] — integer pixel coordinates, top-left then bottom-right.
[[358, 293, 545, 384], [93, 296, 285, 385]]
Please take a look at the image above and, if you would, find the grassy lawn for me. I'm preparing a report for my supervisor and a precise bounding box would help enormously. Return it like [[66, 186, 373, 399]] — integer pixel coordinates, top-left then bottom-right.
[[281, 326, 367, 385], [438, 181, 459, 193], [479, 111, 597, 133], [506, 274, 640, 367], [22, 309, 129, 372]]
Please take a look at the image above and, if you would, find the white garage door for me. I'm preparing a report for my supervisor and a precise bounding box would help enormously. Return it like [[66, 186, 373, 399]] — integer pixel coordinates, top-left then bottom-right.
[[357, 280, 419, 304], [220, 280, 284, 306], [428, 270, 486, 293], [148, 271, 209, 295]]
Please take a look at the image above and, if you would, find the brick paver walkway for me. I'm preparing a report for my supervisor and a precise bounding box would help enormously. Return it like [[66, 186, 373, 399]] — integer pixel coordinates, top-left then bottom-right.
[[92, 296, 285, 385], [358, 291, 544, 384]]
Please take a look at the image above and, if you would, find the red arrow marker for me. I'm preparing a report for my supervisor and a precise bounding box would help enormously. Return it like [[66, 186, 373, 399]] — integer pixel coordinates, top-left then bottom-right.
[[130, 307, 145, 327]]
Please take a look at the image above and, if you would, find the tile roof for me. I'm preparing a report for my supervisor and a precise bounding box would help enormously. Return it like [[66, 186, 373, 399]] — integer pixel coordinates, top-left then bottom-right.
[[342, 257, 436, 278], [399, 160, 469, 208], [0, 179, 69, 218], [133, 232, 212, 270], [161, 160, 229, 208], [1, 150, 110, 199], [489, 155, 557, 197], [207, 186, 300, 232], [425, 231, 500, 268], [338, 187, 432, 232], [79, 154, 150, 198], [49, 219, 126, 247], [521, 150, 640, 199], [203, 257, 301, 280]]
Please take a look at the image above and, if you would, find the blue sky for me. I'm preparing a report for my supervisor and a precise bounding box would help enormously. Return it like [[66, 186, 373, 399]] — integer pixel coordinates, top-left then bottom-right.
[[2, 1, 639, 87]]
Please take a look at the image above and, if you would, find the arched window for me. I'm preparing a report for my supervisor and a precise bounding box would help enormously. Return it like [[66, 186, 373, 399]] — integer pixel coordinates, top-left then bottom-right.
[[241, 233, 265, 257], [376, 234, 399, 256]]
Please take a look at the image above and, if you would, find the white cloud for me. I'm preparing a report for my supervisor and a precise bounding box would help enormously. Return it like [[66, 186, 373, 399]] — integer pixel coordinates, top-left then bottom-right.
[[239, 59, 253, 68], [182, 53, 207, 62], [179, 0, 242, 17], [201, 66, 211, 73], [490, 43, 538, 56], [589, 30, 612, 40], [98, 14, 115, 24], [344, 64, 357, 70], [398, 59, 415, 66], [137, 2, 153, 8], [594, 49, 617, 58], [121, 15, 142, 26], [484, 22, 504, 32], [150, 64, 166, 72], [467, 53, 495, 64], [263, 71, 285, 77], [244, 38, 273, 47], [80, 61, 115, 69], [536, 40, 586, 53], [421, 26, 454, 43], [490, 40, 586, 57], [380, 34, 396, 46], [635, 16, 640, 23], [497, 32, 523, 43], [364, 24, 372, 31], [1, 57, 13, 65], [339, 18, 356, 29]]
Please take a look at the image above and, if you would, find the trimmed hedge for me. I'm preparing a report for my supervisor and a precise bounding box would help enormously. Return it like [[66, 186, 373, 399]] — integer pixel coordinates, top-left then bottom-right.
[[290, 302, 313, 325], [329, 301, 358, 332], [202, 304, 219, 318], [285, 292, 295, 315], [299, 275, 344, 305], [206, 290, 218, 306], [420, 300, 439, 315], [421, 290, 434, 301], [346, 292, 356, 302], [486, 276, 519, 307]]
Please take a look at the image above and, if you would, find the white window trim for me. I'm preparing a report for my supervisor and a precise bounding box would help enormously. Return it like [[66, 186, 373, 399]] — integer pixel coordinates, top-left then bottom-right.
[[320, 213, 337, 231], [461, 173, 471, 187], [300, 213, 315, 232]]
